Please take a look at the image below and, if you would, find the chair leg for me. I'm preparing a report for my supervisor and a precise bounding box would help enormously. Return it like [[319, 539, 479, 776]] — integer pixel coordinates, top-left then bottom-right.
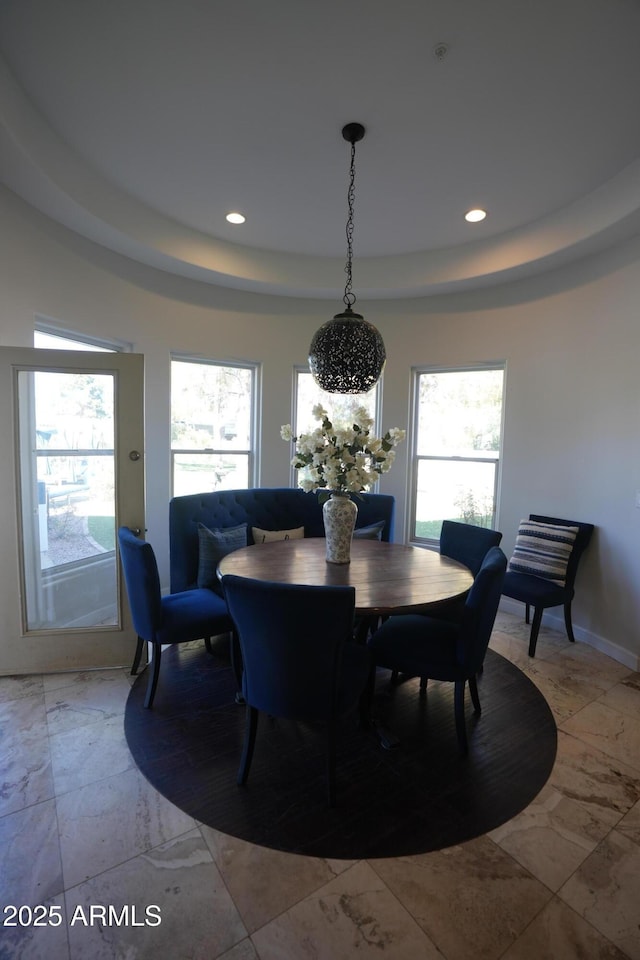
[[231, 630, 243, 687], [237, 705, 258, 786], [131, 636, 145, 675], [564, 602, 576, 642], [230, 630, 245, 704], [525, 602, 531, 624], [468, 675, 482, 714], [454, 680, 468, 755], [143, 642, 162, 709], [528, 607, 544, 658], [419, 676, 428, 696], [204, 636, 213, 654]]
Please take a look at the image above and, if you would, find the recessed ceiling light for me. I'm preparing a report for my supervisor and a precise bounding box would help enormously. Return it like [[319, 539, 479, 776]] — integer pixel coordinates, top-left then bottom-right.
[[226, 212, 246, 224], [465, 208, 487, 223]]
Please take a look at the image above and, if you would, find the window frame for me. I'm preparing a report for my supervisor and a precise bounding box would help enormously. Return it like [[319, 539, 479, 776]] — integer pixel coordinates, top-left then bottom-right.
[[408, 362, 506, 546], [32, 323, 125, 574], [34, 318, 131, 353], [170, 354, 260, 496]]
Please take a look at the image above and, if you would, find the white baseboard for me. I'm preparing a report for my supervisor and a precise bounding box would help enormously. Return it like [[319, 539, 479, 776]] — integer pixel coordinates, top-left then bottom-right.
[[498, 598, 639, 671]]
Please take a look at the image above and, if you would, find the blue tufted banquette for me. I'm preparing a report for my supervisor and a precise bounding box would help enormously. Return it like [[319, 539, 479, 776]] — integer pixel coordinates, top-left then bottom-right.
[[169, 488, 395, 593]]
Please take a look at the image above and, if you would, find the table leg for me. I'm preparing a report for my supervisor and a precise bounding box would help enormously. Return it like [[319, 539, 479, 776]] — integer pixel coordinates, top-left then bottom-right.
[[359, 661, 400, 749]]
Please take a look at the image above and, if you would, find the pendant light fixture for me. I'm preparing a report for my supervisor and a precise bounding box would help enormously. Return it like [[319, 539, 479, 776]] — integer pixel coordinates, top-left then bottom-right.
[[309, 123, 386, 394]]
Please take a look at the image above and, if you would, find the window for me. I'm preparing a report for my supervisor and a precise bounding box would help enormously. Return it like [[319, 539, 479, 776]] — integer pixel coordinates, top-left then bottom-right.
[[291, 368, 380, 485], [171, 358, 258, 496], [34, 321, 128, 353], [410, 365, 505, 543], [32, 325, 121, 576], [294, 368, 379, 435]]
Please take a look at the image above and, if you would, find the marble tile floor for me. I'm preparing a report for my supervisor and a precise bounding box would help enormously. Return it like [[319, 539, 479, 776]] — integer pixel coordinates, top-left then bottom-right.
[[1, 611, 639, 960]]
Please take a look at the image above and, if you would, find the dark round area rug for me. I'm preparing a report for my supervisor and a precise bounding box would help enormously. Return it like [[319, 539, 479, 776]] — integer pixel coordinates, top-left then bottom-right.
[[124, 643, 557, 859]]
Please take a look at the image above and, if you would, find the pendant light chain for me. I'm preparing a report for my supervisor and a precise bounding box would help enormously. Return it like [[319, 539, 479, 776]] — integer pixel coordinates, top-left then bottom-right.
[[308, 121, 386, 393], [343, 139, 357, 309]]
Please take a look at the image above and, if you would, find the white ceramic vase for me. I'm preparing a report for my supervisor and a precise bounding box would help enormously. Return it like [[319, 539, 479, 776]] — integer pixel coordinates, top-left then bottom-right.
[[323, 492, 358, 564]]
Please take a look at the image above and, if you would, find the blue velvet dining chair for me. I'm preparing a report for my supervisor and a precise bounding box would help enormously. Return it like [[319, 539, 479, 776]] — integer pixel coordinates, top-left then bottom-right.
[[433, 519, 503, 624], [440, 519, 503, 576], [221, 575, 371, 807], [117, 527, 233, 708], [501, 514, 594, 657], [368, 545, 507, 754], [386, 519, 503, 687]]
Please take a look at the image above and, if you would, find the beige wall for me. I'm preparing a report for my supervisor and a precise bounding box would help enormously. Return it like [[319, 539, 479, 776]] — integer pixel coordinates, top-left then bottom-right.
[[1, 185, 639, 667]]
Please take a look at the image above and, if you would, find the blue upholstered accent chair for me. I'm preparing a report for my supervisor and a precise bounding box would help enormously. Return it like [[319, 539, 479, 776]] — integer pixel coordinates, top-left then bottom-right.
[[386, 520, 503, 688], [434, 519, 503, 624], [368, 546, 507, 754], [501, 514, 594, 657], [222, 575, 371, 807], [440, 519, 503, 576], [117, 527, 233, 708]]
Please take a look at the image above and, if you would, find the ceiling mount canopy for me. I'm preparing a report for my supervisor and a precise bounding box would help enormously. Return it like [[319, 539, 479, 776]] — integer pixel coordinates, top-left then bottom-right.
[[309, 123, 386, 394]]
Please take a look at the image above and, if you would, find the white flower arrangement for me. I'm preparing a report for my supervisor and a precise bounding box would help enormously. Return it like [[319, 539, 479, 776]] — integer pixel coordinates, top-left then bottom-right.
[[281, 404, 405, 500]]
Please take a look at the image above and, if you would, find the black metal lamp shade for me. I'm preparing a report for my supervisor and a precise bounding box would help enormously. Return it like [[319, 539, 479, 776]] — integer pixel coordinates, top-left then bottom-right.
[[309, 306, 386, 394]]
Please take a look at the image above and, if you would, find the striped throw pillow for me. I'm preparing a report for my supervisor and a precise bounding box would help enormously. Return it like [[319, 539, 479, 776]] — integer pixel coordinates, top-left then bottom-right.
[[508, 519, 579, 585]]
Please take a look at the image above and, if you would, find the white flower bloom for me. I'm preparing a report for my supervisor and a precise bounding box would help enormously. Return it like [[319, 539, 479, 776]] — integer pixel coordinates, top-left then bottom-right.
[[283, 407, 404, 495], [380, 450, 396, 472], [298, 432, 321, 455], [353, 406, 374, 429], [334, 427, 355, 448]]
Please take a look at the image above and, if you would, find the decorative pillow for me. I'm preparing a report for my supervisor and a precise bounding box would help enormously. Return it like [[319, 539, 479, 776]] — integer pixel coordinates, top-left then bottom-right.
[[251, 525, 305, 544], [197, 522, 247, 592], [508, 519, 579, 585], [353, 520, 386, 541]]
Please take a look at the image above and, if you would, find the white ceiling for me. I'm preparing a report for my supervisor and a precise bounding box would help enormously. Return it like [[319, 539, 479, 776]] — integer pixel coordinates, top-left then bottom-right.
[[1, 0, 640, 299]]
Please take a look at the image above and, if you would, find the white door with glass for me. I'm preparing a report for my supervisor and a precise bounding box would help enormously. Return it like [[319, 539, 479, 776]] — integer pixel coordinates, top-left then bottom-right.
[[0, 348, 144, 674]]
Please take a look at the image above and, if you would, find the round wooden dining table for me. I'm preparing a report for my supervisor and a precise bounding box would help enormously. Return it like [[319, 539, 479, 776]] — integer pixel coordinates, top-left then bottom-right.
[[217, 537, 473, 616], [218, 537, 474, 748]]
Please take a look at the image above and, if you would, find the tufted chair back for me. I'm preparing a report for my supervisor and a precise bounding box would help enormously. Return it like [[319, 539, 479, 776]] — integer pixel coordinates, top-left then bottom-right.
[[169, 488, 395, 592]]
